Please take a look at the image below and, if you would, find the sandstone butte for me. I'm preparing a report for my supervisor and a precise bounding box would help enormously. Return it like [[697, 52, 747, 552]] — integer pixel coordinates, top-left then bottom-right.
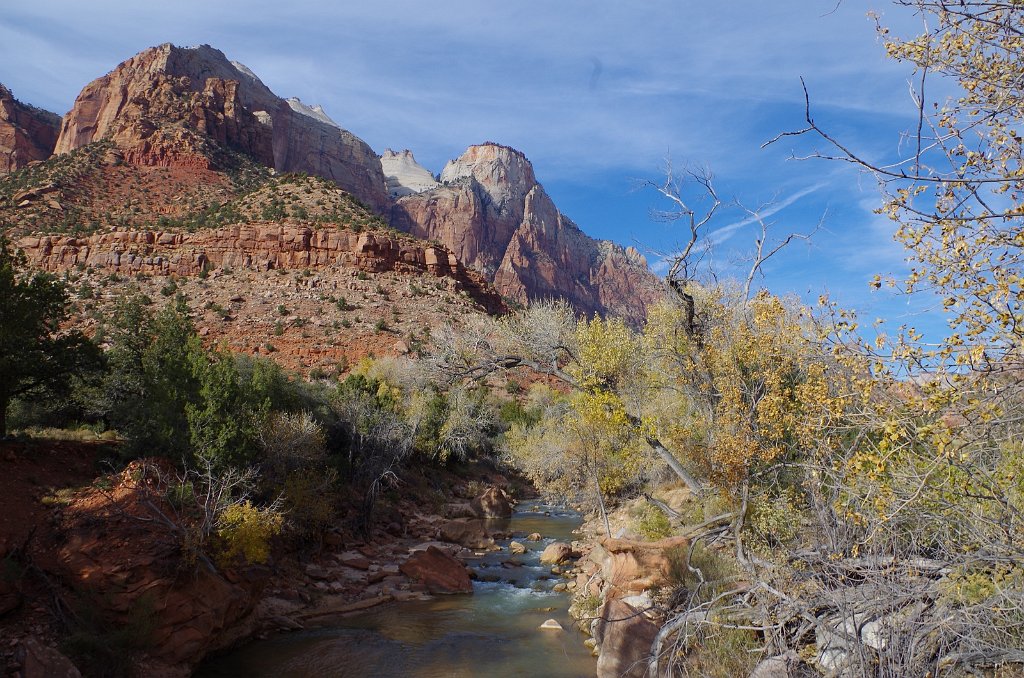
[[0, 83, 61, 174], [52, 43, 389, 213], [391, 143, 663, 326]]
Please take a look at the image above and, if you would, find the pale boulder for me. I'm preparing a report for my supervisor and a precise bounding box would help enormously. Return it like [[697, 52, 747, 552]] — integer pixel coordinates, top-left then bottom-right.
[[540, 542, 574, 565]]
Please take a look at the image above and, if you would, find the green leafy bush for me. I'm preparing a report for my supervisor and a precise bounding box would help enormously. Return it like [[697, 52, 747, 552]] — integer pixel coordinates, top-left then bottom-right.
[[636, 503, 672, 540]]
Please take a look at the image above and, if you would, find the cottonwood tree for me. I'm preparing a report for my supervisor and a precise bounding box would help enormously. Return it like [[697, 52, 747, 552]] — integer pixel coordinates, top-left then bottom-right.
[[699, 2, 1024, 673]]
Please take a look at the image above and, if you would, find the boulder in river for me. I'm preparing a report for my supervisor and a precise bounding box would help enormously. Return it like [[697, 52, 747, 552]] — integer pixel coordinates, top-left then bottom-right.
[[399, 545, 473, 594], [470, 486, 513, 518], [526, 532, 542, 541], [509, 541, 527, 554], [540, 542, 574, 565], [539, 618, 563, 630], [438, 518, 495, 549]]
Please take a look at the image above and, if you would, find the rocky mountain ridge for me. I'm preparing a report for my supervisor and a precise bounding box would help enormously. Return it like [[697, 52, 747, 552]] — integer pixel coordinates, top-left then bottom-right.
[[16, 223, 502, 312], [392, 143, 662, 324], [6, 44, 664, 323], [53, 43, 389, 212], [380, 149, 439, 198], [0, 84, 61, 174]]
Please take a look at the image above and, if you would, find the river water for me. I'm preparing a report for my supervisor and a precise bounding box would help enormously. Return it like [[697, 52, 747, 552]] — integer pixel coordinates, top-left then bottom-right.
[[197, 503, 596, 678]]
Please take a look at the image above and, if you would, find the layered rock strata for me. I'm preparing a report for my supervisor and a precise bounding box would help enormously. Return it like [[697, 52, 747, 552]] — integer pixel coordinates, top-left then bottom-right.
[[54, 44, 388, 211], [16, 224, 506, 314], [0, 84, 61, 174], [391, 143, 663, 324]]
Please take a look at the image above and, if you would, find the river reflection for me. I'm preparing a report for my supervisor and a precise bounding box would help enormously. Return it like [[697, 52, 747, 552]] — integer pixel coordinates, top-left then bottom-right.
[[197, 504, 596, 678]]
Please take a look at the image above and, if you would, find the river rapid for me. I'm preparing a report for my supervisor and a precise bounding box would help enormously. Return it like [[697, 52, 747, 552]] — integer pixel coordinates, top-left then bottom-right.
[[197, 503, 596, 678]]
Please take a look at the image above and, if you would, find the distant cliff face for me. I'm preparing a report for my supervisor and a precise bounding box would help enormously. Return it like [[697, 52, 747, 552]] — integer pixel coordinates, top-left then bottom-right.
[[53, 44, 388, 212], [391, 143, 663, 324], [17, 46, 662, 323], [0, 84, 61, 174]]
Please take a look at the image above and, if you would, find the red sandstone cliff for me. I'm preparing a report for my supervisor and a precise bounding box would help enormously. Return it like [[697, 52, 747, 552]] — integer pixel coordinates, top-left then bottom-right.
[[0, 84, 60, 174], [390, 143, 663, 324], [54, 44, 388, 212], [16, 223, 506, 315]]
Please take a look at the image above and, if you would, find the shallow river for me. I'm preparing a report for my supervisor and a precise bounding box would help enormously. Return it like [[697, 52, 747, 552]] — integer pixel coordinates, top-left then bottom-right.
[[197, 503, 596, 678]]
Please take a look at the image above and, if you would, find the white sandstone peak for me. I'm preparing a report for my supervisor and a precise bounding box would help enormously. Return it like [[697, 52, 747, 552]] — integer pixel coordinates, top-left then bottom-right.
[[230, 60, 263, 84], [381, 149, 439, 198], [285, 97, 340, 128]]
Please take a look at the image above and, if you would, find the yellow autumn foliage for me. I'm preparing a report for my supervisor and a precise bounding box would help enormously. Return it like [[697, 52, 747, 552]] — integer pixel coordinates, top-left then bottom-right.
[[216, 500, 284, 566]]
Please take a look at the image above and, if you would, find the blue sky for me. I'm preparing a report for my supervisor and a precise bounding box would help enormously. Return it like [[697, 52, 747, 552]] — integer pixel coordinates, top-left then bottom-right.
[[0, 1, 952, 339]]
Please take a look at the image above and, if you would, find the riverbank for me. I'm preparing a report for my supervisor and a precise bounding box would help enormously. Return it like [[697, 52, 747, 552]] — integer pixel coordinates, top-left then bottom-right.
[[561, 487, 701, 678], [0, 438, 548, 677]]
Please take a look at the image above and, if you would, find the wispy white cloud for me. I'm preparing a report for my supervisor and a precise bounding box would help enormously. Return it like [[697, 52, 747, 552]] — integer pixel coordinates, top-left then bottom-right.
[[708, 182, 828, 246]]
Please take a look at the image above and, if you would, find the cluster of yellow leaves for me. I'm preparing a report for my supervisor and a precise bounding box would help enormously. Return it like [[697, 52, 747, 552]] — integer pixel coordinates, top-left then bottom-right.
[[565, 317, 653, 494], [216, 500, 284, 566], [877, 4, 1024, 363], [571, 315, 643, 392], [643, 289, 813, 491]]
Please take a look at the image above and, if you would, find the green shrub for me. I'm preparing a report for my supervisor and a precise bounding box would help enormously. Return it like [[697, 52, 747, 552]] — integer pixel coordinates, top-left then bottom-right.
[[636, 503, 672, 540], [683, 624, 761, 678], [167, 481, 195, 510], [747, 487, 802, 551]]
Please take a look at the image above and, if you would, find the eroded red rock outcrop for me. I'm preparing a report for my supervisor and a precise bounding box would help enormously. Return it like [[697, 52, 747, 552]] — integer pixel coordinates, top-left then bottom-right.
[[593, 598, 659, 678], [16, 223, 506, 314], [54, 44, 388, 212], [0, 84, 60, 174], [589, 536, 690, 599], [390, 143, 664, 324], [55, 462, 264, 676]]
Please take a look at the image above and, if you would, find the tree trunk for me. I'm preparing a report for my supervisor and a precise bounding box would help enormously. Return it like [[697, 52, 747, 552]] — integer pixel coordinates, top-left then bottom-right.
[[647, 437, 704, 495], [593, 468, 612, 538], [733, 480, 752, 573]]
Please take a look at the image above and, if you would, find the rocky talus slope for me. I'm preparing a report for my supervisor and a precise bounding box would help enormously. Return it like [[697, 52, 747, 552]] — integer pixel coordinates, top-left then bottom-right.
[[53, 43, 388, 212], [390, 143, 663, 324], [0, 84, 61, 174], [15, 221, 506, 374]]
